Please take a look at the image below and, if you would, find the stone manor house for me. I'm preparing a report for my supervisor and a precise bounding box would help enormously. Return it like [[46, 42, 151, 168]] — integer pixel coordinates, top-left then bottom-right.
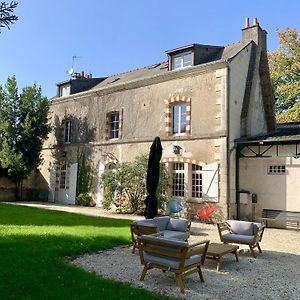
[[10, 19, 300, 220]]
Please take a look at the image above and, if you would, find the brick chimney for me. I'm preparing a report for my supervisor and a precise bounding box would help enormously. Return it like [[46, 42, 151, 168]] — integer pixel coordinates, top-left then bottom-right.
[[242, 17, 267, 51]]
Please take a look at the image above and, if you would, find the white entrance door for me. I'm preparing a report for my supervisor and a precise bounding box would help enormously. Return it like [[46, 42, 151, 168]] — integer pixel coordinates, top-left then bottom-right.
[[57, 163, 78, 204]]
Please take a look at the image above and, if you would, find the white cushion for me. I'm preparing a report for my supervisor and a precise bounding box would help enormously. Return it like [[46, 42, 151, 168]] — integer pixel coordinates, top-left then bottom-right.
[[153, 216, 170, 230], [167, 218, 189, 232], [227, 220, 254, 235]]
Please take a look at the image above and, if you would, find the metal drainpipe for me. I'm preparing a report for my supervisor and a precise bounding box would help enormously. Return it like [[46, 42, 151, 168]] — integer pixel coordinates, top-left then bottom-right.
[[226, 63, 231, 219], [235, 144, 241, 220]]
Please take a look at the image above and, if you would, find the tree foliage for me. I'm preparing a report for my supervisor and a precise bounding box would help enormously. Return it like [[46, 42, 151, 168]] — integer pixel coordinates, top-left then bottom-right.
[[268, 28, 300, 117], [101, 155, 170, 214], [276, 101, 300, 123], [0, 76, 51, 199], [0, 1, 18, 32]]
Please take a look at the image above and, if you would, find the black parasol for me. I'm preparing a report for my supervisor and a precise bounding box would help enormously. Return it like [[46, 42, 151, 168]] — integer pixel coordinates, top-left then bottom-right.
[[144, 136, 163, 219]]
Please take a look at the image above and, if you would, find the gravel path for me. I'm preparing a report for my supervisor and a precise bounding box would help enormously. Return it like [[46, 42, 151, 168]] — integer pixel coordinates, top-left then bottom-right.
[[73, 223, 300, 299]]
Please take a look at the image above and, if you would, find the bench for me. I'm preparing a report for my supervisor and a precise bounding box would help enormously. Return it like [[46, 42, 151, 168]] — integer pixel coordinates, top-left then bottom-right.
[[261, 209, 300, 231], [137, 234, 209, 293]]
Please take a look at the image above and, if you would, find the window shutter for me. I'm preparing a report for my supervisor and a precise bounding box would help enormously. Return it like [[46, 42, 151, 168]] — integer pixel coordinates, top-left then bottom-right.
[[202, 162, 219, 202], [66, 163, 78, 204], [69, 120, 72, 143], [58, 121, 64, 145], [49, 164, 57, 202]]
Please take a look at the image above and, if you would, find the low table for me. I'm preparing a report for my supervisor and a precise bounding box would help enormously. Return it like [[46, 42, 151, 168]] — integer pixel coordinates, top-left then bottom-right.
[[202, 243, 239, 271]]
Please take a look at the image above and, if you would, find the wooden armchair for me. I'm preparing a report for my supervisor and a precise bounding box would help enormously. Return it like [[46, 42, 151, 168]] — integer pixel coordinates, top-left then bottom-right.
[[137, 234, 209, 293], [130, 223, 159, 254], [217, 220, 265, 258]]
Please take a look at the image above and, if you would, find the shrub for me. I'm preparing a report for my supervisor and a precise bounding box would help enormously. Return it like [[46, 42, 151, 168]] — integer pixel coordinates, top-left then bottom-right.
[[101, 155, 169, 214], [76, 193, 95, 207]]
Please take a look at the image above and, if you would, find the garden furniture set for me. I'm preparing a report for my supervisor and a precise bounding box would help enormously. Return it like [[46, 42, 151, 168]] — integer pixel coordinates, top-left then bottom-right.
[[131, 217, 265, 293]]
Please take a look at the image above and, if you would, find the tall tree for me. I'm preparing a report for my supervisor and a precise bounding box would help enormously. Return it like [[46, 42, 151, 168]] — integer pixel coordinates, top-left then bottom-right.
[[0, 1, 18, 32], [268, 28, 300, 116], [0, 76, 51, 200]]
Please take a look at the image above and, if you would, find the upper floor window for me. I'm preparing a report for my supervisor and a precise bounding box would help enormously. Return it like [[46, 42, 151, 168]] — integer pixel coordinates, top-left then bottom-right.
[[172, 103, 186, 134], [172, 52, 192, 70], [64, 120, 72, 144], [59, 84, 70, 97], [109, 112, 119, 139]]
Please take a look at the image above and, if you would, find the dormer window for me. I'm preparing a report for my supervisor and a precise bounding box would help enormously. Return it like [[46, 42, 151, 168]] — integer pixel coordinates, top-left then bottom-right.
[[59, 84, 70, 97], [172, 52, 192, 70]]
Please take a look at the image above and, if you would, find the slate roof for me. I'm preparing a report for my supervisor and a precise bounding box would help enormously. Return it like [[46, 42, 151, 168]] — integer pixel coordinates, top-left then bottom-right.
[[91, 41, 250, 90], [235, 122, 300, 144]]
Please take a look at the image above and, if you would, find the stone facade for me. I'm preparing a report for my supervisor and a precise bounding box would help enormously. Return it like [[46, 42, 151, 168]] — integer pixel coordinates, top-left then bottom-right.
[[35, 20, 276, 219]]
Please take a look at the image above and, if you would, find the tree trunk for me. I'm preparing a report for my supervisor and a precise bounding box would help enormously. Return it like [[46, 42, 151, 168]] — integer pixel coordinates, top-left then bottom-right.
[[14, 180, 22, 201]]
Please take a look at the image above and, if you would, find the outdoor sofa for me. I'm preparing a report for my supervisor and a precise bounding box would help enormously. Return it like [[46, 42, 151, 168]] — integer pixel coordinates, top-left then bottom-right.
[[130, 216, 191, 253], [217, 220, 265, 258]]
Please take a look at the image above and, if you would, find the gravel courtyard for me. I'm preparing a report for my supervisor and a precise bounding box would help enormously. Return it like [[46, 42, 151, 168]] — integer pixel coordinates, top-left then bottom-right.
[[73, 222, 300, 300]]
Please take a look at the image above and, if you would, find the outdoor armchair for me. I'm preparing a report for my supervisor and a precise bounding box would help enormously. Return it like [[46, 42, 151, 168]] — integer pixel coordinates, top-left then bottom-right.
[[137, 234, 209, 293], [217, 220, 265, 258]]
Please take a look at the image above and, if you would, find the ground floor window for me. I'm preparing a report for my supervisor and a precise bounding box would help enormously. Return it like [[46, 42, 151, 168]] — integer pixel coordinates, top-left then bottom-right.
[[267, 165, 286, 175], [59, 163, 69, 189], [169, 161, 218, 202], [172, 163, 185, 196]]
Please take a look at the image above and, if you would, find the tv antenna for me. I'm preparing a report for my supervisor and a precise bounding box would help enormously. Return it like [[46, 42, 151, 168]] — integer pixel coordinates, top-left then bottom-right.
[[66, 55, 82, 76]]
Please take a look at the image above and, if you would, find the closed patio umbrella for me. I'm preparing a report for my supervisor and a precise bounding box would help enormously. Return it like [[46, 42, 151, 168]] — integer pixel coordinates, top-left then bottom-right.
[[144, 136, 162, 219]]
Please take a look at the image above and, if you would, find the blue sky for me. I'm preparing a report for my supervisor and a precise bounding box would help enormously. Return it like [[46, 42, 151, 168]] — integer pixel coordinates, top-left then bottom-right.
[[0, 0, 299, 98]]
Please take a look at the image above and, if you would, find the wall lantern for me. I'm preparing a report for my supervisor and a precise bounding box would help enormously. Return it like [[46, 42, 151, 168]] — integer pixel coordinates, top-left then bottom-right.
[[173, 145, 182, 155]]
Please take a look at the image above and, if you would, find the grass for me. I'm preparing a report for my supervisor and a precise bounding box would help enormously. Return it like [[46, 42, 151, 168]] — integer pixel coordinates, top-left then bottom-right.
[[0, 203, 171, 300]]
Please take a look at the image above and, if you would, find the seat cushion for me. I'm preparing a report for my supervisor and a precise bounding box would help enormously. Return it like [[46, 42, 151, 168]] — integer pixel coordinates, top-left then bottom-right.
[[133, 219, 156, 228], [161, 230, 190, 240], [144, 253, 201, 269], [140, 234, 188, 246], [223, 233, 254, 244], [227, 220, 254, 235], [166, 218, 189, 232], [153, 216, 170, 231]]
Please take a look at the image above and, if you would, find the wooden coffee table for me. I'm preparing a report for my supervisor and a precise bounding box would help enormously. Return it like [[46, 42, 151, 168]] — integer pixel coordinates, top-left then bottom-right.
[[202, 243, 239, 272]]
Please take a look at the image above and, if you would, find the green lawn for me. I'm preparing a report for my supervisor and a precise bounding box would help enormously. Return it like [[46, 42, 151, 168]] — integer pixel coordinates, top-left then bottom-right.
[[0, 203, 171, 300]]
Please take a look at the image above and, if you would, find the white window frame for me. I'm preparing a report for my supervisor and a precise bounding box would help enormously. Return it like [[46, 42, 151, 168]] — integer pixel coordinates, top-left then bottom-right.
[[59, 163, 69, 190], [59, 84, 70, 97], [169, 162, 218, 202], [109, 112, 119, 139], [172, 51, 192, 70], [171, 163, 185, 197], [64, 120, 71, 144], [191, 164, 202, 198], [172, 103, 186, 135]]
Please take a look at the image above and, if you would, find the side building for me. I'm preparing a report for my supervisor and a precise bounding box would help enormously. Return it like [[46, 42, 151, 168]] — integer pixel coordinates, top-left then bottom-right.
[[40, 19, 277, 219]]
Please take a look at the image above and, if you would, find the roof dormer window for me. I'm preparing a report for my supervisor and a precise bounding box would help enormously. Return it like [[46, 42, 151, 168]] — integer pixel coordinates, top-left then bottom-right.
[[172, 52, 192, 70], [59, 84, 70, 97]]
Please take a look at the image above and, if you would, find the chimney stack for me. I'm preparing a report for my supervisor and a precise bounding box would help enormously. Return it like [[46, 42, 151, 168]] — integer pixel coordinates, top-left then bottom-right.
[[244, 17, 250, 28], [242, 17, 267, 50]]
